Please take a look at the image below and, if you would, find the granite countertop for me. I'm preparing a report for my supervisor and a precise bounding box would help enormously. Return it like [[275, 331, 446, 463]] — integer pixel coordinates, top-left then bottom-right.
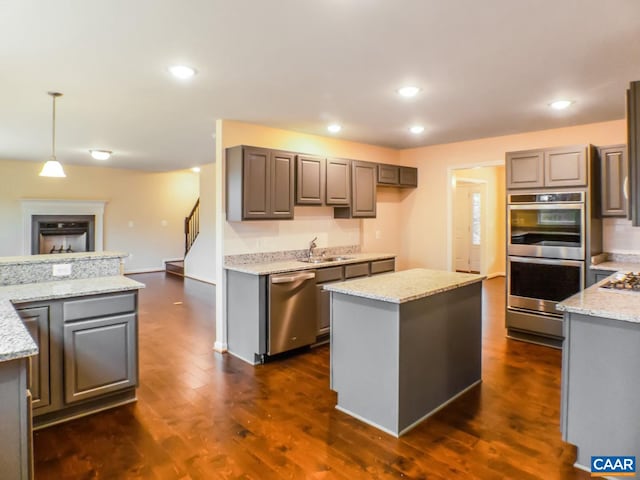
[[557, 276, 640, 324], [590, 261, 640, 272], [323, 268, 486, 304], [0, 275, 144, 363], [224, 252, 396, 275], [0, 251, 129, 266]]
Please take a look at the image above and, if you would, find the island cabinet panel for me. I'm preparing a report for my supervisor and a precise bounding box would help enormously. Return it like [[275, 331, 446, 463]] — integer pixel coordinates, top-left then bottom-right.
[[296, 154, 325, 205], [226, 146, 295, 221], [63, 313, 137, 404], [598, 144, 628, 217], [506, 150, 544, 189], [561, 313, 640, 467], [0, 358, 30, 480], [326, 158, 351, 205], [16, 306, 50, 410]]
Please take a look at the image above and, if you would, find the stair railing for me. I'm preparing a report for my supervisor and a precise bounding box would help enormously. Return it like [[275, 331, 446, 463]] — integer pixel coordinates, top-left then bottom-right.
[[185, 198, 200, 255]]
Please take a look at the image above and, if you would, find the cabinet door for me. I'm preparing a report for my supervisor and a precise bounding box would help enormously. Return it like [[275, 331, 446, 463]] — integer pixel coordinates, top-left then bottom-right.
[[296, 154, 325, 205], [628, 82, 640, 226], [506, 151, 544, 189], [544, 146, 587, 187], [399, 167, 418, 187], [377, 164, 399, 185], [599, 145, 628, 217], [242, 147, 271, 219], [17, 306, 50, 410], [351, 161, 377, 218], [63, 313, 137, 404], [326, 158, 351, 205], [316, 284, 330, 335], [269, 151, 295, 219]]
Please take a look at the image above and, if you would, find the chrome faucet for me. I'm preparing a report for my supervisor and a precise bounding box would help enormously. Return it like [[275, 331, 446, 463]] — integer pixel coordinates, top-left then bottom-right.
[[308, 237, 318, 260]]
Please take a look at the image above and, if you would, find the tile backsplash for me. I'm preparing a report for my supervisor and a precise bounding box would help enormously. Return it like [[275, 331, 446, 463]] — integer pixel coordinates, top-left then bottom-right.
[[603, 218, 640, 254]]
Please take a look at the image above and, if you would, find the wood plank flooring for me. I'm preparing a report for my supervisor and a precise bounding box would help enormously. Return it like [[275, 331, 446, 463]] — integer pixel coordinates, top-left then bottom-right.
[[33, 273, 590, 479]]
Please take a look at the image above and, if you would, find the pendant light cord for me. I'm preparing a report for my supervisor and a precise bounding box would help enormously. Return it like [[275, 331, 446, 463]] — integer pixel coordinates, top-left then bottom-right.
[[51, 94, 56, 158]]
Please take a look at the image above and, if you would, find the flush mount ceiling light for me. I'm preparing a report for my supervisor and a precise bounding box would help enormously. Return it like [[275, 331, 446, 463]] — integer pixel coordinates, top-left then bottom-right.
[[169, 65, 197, 79], [39, 92, 66, 178], [327, 124, 342, 133], [89, 149, 112, 161], [409, 125, 425, 134], [192, 166, 201, 173], [549, 99, 574, 110], [397, 86, 421, 98]]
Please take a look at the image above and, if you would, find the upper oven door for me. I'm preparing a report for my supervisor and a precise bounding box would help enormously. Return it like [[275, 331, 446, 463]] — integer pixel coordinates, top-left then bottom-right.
[[508, 203, 585, 260], [507, 256, 584, 315]]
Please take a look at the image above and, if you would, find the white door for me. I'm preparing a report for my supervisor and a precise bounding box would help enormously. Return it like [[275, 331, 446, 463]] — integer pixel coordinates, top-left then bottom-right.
[[454, 182, 483, 273]]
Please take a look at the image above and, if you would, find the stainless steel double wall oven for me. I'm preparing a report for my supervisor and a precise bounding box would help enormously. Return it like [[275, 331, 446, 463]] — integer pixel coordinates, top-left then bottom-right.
[[506, 192, 590, 347]]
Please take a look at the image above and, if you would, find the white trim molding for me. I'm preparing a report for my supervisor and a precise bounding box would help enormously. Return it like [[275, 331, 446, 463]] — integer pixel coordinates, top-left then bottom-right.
[[21, 199, 107, 255]]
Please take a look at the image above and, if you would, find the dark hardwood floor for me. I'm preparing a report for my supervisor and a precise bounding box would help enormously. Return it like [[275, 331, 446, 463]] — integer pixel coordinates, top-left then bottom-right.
[[33, 273, 589, 479]]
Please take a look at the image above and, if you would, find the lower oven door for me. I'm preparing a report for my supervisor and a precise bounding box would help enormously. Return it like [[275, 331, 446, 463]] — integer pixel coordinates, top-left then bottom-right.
[[508, 256, 584, 315]]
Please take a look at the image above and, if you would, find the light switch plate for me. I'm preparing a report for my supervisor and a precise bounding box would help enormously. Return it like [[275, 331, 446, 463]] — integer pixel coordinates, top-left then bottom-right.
[[52, 263, 72, 277]]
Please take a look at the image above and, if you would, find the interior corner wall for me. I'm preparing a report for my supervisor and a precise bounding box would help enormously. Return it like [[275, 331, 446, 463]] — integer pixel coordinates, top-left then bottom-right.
[[398, 119, 627, 270], [184, 162, 217, 283], [0, 159, 199, 272]]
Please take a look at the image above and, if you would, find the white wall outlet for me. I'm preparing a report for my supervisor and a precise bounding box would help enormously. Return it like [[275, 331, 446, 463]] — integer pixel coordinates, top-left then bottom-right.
[[52, 263, 72, 277]]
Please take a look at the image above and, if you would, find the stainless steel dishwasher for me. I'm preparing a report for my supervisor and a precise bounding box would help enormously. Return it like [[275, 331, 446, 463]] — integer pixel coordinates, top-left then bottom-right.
[[268, 270, 317, 355]]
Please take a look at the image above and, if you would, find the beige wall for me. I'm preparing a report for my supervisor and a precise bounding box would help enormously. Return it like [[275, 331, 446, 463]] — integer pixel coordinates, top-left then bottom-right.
[[398, 119, 629, 270], [0, 159, 199, 272], [454, 166, 506, 276]]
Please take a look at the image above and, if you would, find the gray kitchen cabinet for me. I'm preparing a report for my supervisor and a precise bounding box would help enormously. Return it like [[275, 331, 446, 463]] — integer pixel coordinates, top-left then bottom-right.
[[586, 269, 616, 287], [377, 164, 418, 188], [326, 158, 351, 205], [506, 145, 589, 189], [0, 358, 30, 480], [226, 145, 295, 221], [335, 160, 377, 218], [63, 313, 137, 404], [16, 306, 50, 410], [296, 154, 325, 205], [599, 145, 628, 217], [370, 258, 395, 274], [628, 81, 640, 225]]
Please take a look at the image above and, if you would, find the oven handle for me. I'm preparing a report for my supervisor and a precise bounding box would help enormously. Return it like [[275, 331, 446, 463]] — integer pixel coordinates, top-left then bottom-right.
[[507, 203, 584, 211], [508, 256, 584, 268]]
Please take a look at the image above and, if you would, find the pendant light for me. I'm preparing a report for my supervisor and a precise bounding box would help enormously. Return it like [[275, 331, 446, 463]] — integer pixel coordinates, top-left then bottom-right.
[[39, 91, 66, 177]]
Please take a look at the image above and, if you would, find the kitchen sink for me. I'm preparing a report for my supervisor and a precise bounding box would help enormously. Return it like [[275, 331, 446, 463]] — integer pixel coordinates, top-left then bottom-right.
[[298, 256, 353, 263]]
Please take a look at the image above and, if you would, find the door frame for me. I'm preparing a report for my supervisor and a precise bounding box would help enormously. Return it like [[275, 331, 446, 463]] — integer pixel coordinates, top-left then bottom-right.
[[453, 179, 487, 274], [446, 161, 502, 274]]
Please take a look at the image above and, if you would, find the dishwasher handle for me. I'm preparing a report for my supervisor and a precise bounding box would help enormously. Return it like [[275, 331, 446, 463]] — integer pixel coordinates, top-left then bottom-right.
[[271, 271, 316, 284]]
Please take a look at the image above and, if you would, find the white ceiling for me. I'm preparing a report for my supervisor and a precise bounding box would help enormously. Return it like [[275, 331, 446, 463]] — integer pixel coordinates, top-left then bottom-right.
[[2, 0, 640, 172]]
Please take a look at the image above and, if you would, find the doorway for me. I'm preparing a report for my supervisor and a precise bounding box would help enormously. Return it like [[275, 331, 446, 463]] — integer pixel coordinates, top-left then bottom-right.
[[454, 180, 485, 273]]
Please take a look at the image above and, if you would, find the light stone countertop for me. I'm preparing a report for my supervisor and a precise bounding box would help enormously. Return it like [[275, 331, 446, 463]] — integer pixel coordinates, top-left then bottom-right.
[[323, 268, 486, 304], [557, 275, 640, 324], [0, 275, 144, 363], [590, 261, 640, 272], [0, 251, 128, 266], [224, 253, 396, 275]]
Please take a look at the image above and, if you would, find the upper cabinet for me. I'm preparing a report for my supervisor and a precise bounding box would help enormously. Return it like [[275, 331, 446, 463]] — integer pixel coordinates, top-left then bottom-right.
[[226, 146, 295, 221], [377, 164, 418, 188], [628, 80, 640, 226], [506, 145, 589, 189], [598, 144, 628, 217], [296, 154, 325, 205], [335, 160, 377, 218], [325, 158, 351, 205]]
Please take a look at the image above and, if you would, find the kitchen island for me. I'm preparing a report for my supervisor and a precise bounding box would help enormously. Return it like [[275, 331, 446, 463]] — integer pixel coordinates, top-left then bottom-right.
[[557, 273, 640, 475], [324, 268, 485, 437]]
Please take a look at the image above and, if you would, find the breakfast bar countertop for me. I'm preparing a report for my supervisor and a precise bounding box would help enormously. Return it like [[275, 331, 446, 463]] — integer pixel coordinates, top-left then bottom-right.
[[324, 268, 485, 304], [557, 276, 640, 324], [0, 275, 144, 363]]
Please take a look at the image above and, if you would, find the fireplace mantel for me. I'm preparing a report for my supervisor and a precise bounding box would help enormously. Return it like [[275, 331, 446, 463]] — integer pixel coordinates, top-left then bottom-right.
[[21, 199, 107, 255]]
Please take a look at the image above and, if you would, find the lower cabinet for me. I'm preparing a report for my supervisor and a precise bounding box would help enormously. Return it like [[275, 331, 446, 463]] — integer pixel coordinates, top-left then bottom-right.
[[63, 314, 137, 404], [16, 306, 50, 411], [587, 269, 616, 287]]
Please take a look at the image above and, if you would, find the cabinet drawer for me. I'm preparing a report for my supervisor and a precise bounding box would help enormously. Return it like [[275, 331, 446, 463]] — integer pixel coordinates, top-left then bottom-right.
[[370, 259, 395, 274], [63, 293, 136, 322], [344, 262, 369, 279], [315, 266, 343, 284]]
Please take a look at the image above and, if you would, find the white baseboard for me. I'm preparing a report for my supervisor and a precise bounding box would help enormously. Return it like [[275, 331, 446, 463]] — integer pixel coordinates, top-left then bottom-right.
[[487, 272, 505, 279], [124, 267, 165, 274], [214, 341, 228, 353], [184, 273, 217, 285]]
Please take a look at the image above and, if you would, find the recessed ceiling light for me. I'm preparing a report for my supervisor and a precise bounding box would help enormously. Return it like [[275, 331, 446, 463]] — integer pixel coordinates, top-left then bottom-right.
[[327, 124, 342, 133], [169, 65, 197, 79], [89, 149, 112, 160], [549, 100, 573, 110], [397, 86, 421, 98], [192, 167, 201, 173], [409, 125, 425, 134]]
